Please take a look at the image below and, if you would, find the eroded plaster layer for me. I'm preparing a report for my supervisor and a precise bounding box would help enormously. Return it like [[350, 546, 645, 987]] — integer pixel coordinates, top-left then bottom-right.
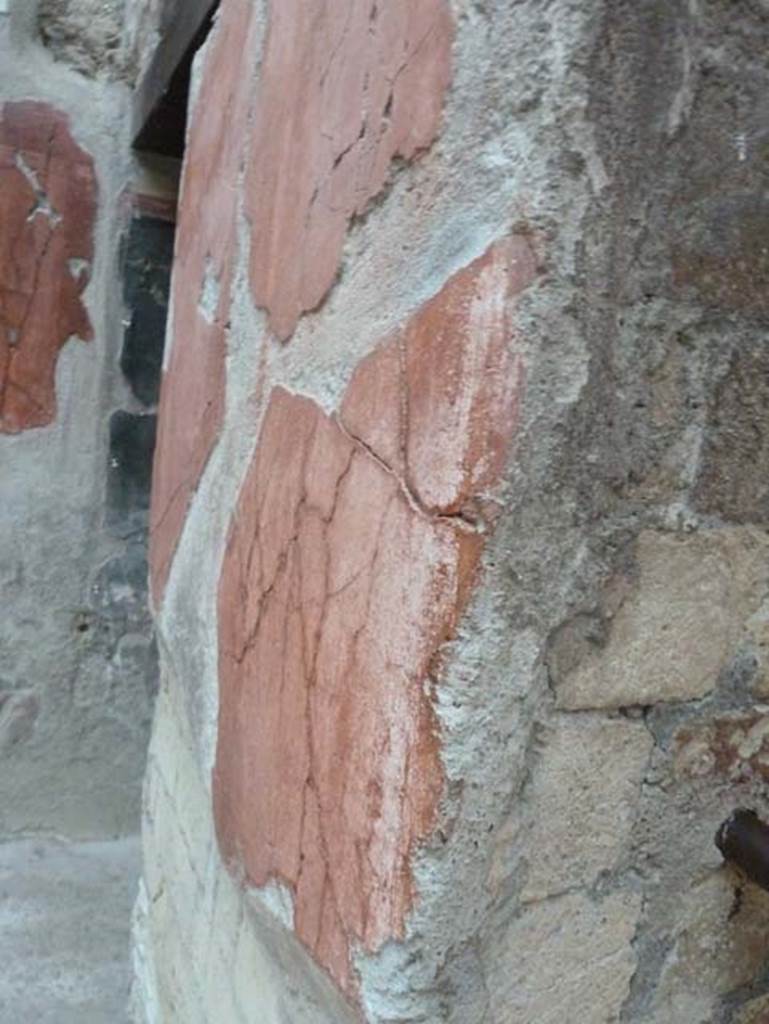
[[214, 238, 535, 998], [246, 0, 454, 340], [149, 0, 256, 603], [0, 100, 95, 433]]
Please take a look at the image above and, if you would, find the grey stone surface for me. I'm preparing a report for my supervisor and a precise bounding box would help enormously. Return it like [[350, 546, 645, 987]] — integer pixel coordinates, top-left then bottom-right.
[[0, 837, 139, 1024], [518, 715, 652, 901], [551, 529, 769, 710], [486, 890, 642, 1024], [0, 0, 156, 839], [121, 0, 167, 86]]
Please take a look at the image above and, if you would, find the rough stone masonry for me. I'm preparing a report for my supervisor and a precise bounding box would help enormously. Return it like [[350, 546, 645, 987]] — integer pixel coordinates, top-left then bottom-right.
[[3, 0, 760, 1020], [133, 0, 769, 1021]]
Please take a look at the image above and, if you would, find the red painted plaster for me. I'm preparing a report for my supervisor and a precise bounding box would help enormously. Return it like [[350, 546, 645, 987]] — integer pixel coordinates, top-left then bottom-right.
[[150, 0, 453, 600], [214, 238, 536, 998], [246, 0, 454, 340], [0, 101, 96, 433], [149, 0, 257, 604], [342, 236, 535, 518]]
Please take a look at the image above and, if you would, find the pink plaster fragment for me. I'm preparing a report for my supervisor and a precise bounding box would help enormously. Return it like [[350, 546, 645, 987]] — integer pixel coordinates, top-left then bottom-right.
[[215, 237, 536, 1000], [246, 0, 454, 341]]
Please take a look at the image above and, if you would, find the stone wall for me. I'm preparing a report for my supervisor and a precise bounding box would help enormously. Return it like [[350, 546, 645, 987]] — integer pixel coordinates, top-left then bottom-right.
[[37, 0, 126, 78], [0, 0, 156, 838], [130, 1, 769, 1021]]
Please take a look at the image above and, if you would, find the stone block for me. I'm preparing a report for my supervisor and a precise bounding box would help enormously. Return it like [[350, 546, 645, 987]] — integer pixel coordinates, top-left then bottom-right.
[[734, 994, 769, 1024], [552, 529, 769, 709], [486, 890, 641, 1024], [693, 341, 769, 525], [672, 195, 769, 315], [651, 871, 769, 1022], [521, 716, 652, 901]]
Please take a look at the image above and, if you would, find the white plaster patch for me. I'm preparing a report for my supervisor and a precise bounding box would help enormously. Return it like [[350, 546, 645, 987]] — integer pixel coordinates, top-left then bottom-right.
[[68, 257, 90, 281], [248, 882, 295, 932], [198, 255, 220, 324], [15, 151, 62, 226]]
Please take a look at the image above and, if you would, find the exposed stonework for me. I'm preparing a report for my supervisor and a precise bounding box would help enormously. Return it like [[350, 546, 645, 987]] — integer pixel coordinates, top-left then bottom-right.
[[518, 716, 652, 902], [486, 890, 641, 1024], [551, 529, 769, 710], [734, 994, 769, 1024], [215, 238, 534, 997], [673, 709, 769, 784], [149, 0, 257, 604], [671, 195, 769, 315], [650, 872, 769, 1023], [246, 0, 453, 340], [0, 100, 95, 433], [37, 0, 125, 78], [693, 341, 769, 524]]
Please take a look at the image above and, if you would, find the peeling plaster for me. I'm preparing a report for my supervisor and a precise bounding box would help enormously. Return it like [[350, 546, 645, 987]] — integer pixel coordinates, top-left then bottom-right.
[[214, 239, 534, 1000], [0, 100, 95, 433]]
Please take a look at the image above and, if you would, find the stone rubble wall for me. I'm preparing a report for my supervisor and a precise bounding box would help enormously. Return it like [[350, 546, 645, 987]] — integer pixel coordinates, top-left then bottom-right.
[[131, 1, 769, 1022], [37, 0, 127, 79]]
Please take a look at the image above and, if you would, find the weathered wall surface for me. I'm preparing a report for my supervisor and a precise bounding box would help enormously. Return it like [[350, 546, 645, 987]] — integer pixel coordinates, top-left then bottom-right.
[[0, 0, 156, 837], [37, 0, 126, 78], [136, 1, 769, 1022], [0, 100, 96, 433]]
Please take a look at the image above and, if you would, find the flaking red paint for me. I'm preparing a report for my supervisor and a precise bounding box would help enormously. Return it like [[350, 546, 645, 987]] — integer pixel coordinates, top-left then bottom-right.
[[214, 239, 536, 998], [0, 101, 95, 434]]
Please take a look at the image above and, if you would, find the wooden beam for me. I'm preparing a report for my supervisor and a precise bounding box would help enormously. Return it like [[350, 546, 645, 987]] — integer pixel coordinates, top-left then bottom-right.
[[131, 0, 218, 154]]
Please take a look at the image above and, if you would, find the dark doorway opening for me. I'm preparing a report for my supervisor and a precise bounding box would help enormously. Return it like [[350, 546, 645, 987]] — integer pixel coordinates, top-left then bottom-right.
[[106, 3, 220, 586], [132, 0, 219, 160]]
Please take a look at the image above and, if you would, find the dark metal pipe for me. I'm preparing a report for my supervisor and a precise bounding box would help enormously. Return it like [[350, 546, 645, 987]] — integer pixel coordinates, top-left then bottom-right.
[[715, 808, 769, 893]]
